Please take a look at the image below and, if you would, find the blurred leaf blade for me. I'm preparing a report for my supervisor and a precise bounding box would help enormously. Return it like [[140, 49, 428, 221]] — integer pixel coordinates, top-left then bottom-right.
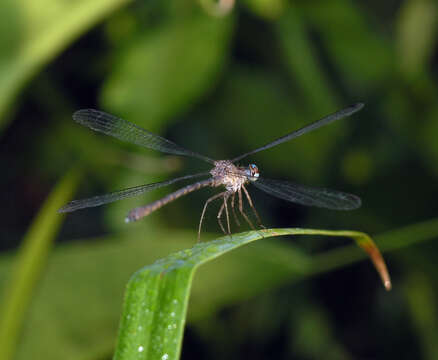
[[242, 0, 286, 19], [0, 0, 131, 131], [276, 4, 338, 112], [114, 227, 389, 359], [0, 169, 80, 360], [101, 12, 233, 131], [302, 0, 393, 91], [396, 0, 438, 77], [403, 272, 438, 359]]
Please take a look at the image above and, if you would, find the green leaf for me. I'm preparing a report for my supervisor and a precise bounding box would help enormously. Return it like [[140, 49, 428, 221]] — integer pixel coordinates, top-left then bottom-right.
[[6, 217, 438, 359], [101, 13, 233, 131], [5, 228, 203, 360], [301, 0, 393, 92], [0, 0, 131, 131], [0, 169, 80, 360], [114, 228, 389, 359], [242, 0, 286, 19], [403, 271, 438, 358], [276, 5, 339, 112], [396, 0, 438, 77]]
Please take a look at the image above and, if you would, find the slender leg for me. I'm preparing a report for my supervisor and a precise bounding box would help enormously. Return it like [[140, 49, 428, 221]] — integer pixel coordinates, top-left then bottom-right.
[[217, 193, 231, 235], [231, 193, 240, 227], [198, 191, 227, 242], [223, 194, 231, 234], [242, 184, 265, 228], [238, 188, 255, 229], [217, 201, 227, 235]]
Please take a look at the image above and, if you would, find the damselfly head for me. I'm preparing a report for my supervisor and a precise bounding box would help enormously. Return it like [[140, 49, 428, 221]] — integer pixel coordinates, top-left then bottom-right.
[[246, 164, 260, 181]]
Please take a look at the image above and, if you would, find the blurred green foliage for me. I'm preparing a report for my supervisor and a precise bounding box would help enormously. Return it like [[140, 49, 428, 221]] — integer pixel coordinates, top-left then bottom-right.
[[0, 0, 438, 359], [0, 169, 80, 360], [0, 0, 131, 129]]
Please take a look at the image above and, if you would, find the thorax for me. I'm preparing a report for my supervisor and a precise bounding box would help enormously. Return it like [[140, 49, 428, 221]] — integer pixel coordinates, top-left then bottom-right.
[[210, 160, 247, 192]]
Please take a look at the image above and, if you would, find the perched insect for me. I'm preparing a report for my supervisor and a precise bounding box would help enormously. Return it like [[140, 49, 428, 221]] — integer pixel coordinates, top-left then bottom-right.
[[59, 103, 364, 239]]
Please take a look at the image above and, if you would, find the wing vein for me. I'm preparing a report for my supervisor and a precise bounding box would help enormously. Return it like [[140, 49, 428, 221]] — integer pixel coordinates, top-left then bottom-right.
[[232, 103, 364, 162], [73, 109, 215, 164], [58, 172, 210, 213], [252, 177, 361, 210]]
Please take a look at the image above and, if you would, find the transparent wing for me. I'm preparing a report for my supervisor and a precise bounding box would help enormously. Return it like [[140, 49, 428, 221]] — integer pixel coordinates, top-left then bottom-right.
[[232, 103, 364, 162], [73, 109, 215, 164], [58, 172, 210, 213], [252, 177, 361, 210]]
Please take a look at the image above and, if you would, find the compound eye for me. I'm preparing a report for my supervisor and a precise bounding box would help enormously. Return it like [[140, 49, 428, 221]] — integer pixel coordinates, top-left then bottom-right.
[[249, 164, 259, 178]]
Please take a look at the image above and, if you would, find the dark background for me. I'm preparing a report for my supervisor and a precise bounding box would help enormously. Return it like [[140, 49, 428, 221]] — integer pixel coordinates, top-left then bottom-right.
[[1, 0, 438, 359]]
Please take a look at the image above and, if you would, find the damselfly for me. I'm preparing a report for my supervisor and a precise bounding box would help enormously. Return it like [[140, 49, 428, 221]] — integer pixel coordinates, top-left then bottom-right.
[[59, 103, 364, 239]]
